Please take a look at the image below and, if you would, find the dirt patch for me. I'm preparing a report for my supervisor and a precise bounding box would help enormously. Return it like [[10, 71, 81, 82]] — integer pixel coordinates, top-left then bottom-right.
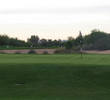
[[0, 49, 56, 54]]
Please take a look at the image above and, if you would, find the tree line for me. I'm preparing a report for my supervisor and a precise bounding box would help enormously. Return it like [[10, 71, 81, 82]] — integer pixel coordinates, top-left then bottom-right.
[[0, 29, 110, 50], [0, 34, 66, 48], [66, 29, 110, 50]]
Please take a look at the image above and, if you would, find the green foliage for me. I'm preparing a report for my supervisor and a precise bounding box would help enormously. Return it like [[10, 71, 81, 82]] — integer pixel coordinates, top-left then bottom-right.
[[0, 46, 59, 50], [94, 35, 110, 50], [83, 29, 108, 50], [0, 34, 9, 46], [27, 35, 39, 47], [84, 30, 106, 44], [0, 34, 26, 47], [0, 29, 110, 50], [0, 34, 66, 48], [66, 29, 110, 50], [40, 38, 47, 47], [65, 40, 73, 50], [67, 36, 74, 41]]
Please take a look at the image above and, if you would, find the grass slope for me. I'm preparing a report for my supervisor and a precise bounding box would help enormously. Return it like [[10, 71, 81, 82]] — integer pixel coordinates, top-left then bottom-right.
[[0, 54, 110, 100]]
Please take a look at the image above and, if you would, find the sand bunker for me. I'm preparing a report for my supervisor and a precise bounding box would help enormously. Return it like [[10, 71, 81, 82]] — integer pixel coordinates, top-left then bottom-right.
[[0, 49, 56, 54], [83, 50, 110, 54], [1, 49, 110, 54]]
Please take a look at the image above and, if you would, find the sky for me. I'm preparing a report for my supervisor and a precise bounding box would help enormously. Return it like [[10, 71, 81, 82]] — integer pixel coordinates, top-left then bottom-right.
[[0, 0, 110, 41]]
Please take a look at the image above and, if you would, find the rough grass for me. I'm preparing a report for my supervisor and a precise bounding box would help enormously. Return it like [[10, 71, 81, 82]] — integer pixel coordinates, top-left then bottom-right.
[[0, 47, 58, 50], [0, 54, 110, 100]]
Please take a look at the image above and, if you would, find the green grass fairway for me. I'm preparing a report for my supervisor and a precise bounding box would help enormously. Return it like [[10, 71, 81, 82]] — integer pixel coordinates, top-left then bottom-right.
[[0, 54, 110, 100]]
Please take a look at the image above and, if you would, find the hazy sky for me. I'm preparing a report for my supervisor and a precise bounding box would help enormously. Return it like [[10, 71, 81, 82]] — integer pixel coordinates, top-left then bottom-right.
[[0, 0, 110, 41]]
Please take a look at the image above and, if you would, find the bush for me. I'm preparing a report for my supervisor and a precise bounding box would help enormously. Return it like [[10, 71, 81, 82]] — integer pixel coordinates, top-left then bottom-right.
[[15, 51, 21, 54], [43, 51, 49, 54], [0, 51, 5, 54], [54, 49, 64, 54], [54, 49, 76, 54], [28, 49, 37, 54]]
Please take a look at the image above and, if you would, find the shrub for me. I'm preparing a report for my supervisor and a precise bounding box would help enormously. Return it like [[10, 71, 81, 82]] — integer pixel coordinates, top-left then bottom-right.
[[28, 49, 37, 54], [54, 49, 65, 54], [0, 51, 5, 54], [54, 49, 76, 54], [43, 51, 49, 54], [15, 51, 21, 54]]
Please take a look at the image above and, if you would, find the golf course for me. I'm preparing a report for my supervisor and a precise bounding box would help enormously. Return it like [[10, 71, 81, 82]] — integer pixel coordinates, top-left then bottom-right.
[[0, 53, 110, 100]]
